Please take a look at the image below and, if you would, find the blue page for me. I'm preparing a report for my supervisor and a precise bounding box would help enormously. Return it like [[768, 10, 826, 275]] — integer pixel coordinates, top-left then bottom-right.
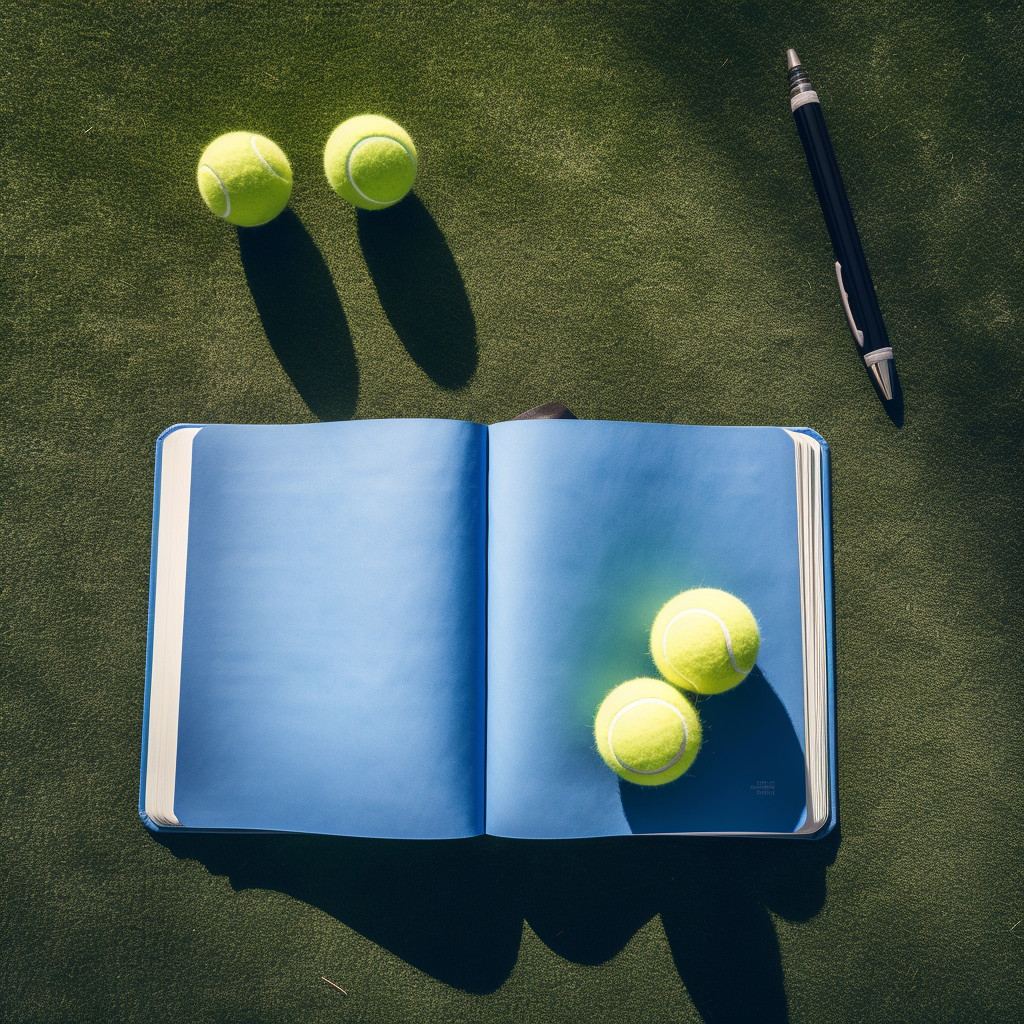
[[485, 421, 807, 838], [173, 420, 486, 837]]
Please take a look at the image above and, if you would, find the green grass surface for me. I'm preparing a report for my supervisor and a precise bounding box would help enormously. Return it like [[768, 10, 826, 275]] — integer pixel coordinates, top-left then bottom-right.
[[2, 2, 1022, 1021]]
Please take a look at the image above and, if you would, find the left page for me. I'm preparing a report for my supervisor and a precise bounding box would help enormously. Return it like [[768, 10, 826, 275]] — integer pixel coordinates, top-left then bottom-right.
[[140, 419, 487, 838]]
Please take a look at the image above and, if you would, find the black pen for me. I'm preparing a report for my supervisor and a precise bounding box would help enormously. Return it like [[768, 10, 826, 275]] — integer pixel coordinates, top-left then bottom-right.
[[787, 49, 896, 401]]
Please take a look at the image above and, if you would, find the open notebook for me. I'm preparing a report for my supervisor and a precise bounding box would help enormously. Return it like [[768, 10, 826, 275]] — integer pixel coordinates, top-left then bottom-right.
[[140, 418, 836, 839]]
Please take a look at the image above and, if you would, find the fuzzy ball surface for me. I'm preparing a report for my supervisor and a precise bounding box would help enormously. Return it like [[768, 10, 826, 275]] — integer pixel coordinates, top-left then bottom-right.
[[594, 678, 702, 786], [323, 114, 417, 210], [651, 588, 760, 695], [196, 132, 293, 227]]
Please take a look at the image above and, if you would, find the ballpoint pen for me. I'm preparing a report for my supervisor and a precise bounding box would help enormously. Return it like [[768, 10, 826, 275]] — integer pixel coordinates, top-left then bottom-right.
[[787, 49, 897, 402]]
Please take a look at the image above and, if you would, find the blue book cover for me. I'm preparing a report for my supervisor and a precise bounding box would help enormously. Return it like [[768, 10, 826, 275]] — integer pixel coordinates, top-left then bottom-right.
[[140, 418, 836, 839]]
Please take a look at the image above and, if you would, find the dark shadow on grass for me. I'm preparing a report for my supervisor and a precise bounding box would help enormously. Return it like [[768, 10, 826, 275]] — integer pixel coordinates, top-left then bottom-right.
[[155, 824, 839, 1016], [663, 832, 841, 1023], [154, 832, 520, 995], [238, 209, 358, 420], [515, 829, 839, 1023], [357, 195, 477, 389]]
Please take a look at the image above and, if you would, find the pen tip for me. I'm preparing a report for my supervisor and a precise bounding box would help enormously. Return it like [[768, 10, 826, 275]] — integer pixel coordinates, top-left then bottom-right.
[[870, 359, 895, 402], [786, 48, 802, 70]]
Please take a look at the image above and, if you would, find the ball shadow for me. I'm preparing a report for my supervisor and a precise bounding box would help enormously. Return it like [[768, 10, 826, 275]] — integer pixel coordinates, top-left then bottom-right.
[[238, 209, 359, 420], [357, 195, 477, 389], [620, 669, 808, 835]]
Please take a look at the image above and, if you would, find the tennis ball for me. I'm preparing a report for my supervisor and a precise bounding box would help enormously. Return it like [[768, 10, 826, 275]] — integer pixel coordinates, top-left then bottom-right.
[[323, 114, 417, 210], [196, 132, 292, 228], [594, 678, 702, 786], [651, 588, 760, 695]]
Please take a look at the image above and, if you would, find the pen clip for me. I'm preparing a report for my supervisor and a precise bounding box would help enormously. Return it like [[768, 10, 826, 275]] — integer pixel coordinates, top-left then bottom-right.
[[835, 262, 865, 347]]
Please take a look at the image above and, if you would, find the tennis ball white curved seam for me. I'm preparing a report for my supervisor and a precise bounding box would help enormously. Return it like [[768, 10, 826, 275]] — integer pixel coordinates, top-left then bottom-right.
[[345, 136, 417, 205], [198, 165, 231, 218], [607, 698, 688, 774], [662, 608, 747, 676], [249, 135, 288, 180]]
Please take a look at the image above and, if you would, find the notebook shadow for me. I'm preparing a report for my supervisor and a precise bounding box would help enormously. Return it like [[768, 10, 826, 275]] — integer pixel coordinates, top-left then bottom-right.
[[155, 831, 521, 994], [238, 209, 359, 420], [357, 195, 477, 389], [517, 829, 840, 1024], [156, 821, 838, 1018]]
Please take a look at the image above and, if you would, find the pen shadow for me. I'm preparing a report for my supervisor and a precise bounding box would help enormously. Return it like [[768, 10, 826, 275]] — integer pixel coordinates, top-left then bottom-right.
[[238, 209, 359, 421], [357, 195, 478, 390], [155, 824, 839, 1020]]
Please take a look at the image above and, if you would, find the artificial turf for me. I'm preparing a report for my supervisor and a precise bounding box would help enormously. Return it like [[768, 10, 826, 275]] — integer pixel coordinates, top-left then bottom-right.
[[2, 2, 1021, 1021]]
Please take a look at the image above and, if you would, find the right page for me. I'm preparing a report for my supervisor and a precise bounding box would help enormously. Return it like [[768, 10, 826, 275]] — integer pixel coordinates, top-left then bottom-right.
[[486, 420, 813, 838]]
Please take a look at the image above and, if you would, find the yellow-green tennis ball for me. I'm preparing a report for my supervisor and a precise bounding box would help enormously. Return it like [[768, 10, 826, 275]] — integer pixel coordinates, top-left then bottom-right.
[[651, 588, 760, 695], [323, 114, 417, 210], [594, 678, 702, 786], [196, 132, 293, 227]]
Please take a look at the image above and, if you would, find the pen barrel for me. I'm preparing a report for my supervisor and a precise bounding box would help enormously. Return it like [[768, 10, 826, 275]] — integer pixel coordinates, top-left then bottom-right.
[[793, 100, 891, 354]]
